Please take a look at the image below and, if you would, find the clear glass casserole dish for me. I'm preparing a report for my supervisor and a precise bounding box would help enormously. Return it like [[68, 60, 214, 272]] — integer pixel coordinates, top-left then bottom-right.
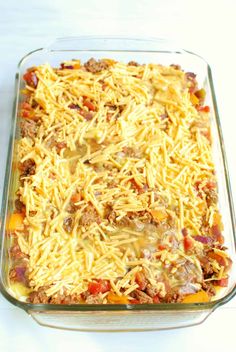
[[0, 36, 235, 331]]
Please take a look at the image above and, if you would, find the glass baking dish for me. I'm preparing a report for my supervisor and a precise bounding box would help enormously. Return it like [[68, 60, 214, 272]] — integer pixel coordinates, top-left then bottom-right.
[[0, 37, 236, 331]]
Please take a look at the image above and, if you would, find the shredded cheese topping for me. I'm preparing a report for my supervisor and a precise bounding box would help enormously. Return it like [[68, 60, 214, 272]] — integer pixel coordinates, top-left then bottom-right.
[[16, 60, 222, 299]]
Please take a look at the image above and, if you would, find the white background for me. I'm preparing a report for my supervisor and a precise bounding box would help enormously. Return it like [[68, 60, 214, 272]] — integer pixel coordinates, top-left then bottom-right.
[[0, 0, 235, 350]]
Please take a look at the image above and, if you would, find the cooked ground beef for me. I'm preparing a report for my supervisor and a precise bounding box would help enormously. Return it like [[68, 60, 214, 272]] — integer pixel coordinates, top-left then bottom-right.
[[29, 287, 52, 304], [128, 61, 139, 66], [20, 119, 38, 138], [19, 159, 36, 177], [63, 217, 73, 233], [145, 284, 159, 298], [15, 198, 25, 212], [201, 282, 216, 297], [10, 243, 28, 260], [205, 188, 218, 207], [131, 290, 153, 304], [163, 292, 183, 303], [29, 287, 82, 304], [80, 204, 101, 226], [85, 294, 103, 304], [84, 58, 109, 73]]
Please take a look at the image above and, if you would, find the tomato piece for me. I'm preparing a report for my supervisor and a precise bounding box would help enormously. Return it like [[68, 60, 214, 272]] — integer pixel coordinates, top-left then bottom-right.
[[214, 278, 228, 287], [21, 102, 31, 110], [23, 71, 38, 88], [208, 251, 228, 267], [88, 279, 110, 295], [158, 244, 167, 250], [153, 295, 160, 303], [71, 192, 81, 203], [83, 100, 96, 111], [135, 271, 148, 291], [129, 299, 140, 304], [184, 236, 193, 251], [210, 224, 224, 244], [197, 105, 210, 113]]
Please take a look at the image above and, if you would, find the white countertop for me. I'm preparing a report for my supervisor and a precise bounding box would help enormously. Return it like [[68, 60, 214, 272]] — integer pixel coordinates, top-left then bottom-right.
[[0, 0, 236, 350]]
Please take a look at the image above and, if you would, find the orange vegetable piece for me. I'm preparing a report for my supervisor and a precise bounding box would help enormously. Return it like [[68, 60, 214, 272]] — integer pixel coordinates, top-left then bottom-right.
[[190, 93, 199, 106], [71, 192, 81, 203], [107, 292, 129, 304], [7, 213, 24, 232], [182, 290, 209, 303], [150, 209, 168, 221], [213, 212, 223, 231]]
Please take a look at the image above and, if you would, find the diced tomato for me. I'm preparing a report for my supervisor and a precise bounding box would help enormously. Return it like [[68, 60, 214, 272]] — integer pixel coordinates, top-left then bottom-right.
[[184, 236, 193, 251], [215, 278, 228, 287], [181, 228, 188, 237], [88, 279, 110, 295], [210, 224, 224, 244], [205, 181, 216, 189], [71, 192, 81, 203], [23, 71, 38, 88], [197, 105, 210, 113], [135, 271, 147, 291], [83, 100, 96, 111], [21, 102, 31, 110], [153, 295, 160, 303], [158, 244, 167, 250], [129, 299, 140, 304], [208, 251, 226, 267]]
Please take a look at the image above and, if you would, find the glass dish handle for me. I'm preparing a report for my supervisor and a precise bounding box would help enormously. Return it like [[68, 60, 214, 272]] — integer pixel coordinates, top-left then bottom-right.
[[46, 36, 184, 53]]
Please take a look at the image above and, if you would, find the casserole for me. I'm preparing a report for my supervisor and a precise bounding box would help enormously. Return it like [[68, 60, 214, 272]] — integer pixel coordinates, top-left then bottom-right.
[[0, 37, 235, 331]]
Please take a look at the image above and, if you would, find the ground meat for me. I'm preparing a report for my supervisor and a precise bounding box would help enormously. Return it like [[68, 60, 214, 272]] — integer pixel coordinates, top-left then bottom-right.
[[128, 61, 139, 66], [122, 146, 142, 158], [200, 257, 214, 278], [131, 290, 153, 304], [145, 284, 159, 298], [205, 188, 218, 207], [84, 58, 109, 73], [104, 204, 116, 223], [80, 204, 101, 226], [20, 119, 38, 138], [29, 287, 50, 304], [63, 217, 73, 233], [85, 294, 103, 304], [19, 159, 36, 177], [163, 292, 183, 303], [69, 103, 94, 120], [29, 287, 82, 304], [56, 141, 67, 153], [67, 202, 78, 214], [50, 293, 81, 304], [9, 243, 28, 260], [15, 198, 25, 212], [202, 281, 216, 297]]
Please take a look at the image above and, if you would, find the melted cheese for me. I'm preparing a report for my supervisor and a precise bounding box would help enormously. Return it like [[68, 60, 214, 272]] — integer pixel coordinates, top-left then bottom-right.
[[16, 61, 218, 298]]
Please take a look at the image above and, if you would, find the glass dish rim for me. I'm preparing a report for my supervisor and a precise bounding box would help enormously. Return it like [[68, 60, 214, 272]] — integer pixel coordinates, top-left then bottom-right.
[[1, 36, 236, 313]]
